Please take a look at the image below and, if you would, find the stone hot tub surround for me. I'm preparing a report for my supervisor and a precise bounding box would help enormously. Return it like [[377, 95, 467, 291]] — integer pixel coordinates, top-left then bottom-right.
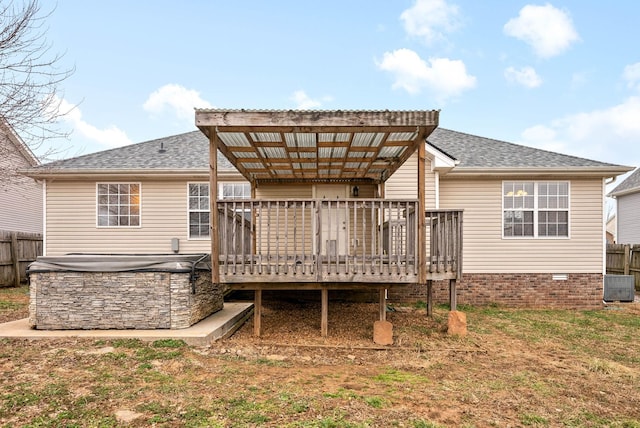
[[28, 254, 223, 330]]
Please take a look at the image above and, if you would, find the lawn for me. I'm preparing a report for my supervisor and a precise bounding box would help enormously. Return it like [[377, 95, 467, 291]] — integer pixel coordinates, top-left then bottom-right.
[[1, 286, 639, 427]]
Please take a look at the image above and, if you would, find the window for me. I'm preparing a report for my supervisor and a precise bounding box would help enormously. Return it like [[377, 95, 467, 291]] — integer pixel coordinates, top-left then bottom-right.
[[189, 183, 210, 238], [220, 182, 251, 199], [188, 182, 251, 239], [97, 183, 140, 227], [503, 181, 569, 238]]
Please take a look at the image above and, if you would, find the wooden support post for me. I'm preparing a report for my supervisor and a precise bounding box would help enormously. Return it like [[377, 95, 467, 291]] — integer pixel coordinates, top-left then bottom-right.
[[379, 289, 386, 321], [254, 289, 262, 337], [449, 279, 457, 311], [11, 232, 20, 287], [209, 132, 220, 284], [321, 288, 328, 337], [427, 280, 433, 317], [417, 139, 426, 284], [417, 133, 428, 318]]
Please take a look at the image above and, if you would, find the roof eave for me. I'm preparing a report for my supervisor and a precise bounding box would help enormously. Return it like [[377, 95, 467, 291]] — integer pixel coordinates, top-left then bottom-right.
[[609, 187, 640, 198], [444, 166, 634, 177], [20, 168, 242, 180]]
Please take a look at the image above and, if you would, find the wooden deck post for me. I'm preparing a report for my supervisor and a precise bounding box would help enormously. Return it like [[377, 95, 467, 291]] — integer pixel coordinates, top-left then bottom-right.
[[427, 280, 433, 317], [417, 134, 428, 315], [209, 132, 220, 284], [321, 288, 328, 337], [379, 289, 386, 321], [449, 279, 457, 311], [254, 289, 262, 336]]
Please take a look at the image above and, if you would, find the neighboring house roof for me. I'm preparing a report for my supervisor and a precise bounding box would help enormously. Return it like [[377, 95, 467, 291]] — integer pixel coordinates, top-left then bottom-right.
[[427, 128, 629, 176], [0, 119, 40, 167], [23, 128, 631, 179], [608, 168, 640, 197]]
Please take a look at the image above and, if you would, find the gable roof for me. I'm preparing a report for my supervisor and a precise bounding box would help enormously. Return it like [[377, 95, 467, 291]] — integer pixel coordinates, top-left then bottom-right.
[[23, 131, 237, 179], [23, 127, 631, 179], [1, 119, 39, 167], [609, 168, 640, 197], [427, 128, 630, 176]]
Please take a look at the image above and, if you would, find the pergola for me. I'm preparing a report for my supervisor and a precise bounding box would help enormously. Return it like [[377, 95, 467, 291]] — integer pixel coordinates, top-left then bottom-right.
[[195, 109, 450, 337]]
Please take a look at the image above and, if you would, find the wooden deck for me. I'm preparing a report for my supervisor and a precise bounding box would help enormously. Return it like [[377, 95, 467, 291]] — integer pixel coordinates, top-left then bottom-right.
[[217, 199, 462, 285]]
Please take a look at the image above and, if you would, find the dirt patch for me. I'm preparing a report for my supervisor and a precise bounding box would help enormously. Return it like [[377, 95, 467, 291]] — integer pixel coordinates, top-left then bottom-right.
[[1, 288, 639, 426], [0, 286, 28, 323]]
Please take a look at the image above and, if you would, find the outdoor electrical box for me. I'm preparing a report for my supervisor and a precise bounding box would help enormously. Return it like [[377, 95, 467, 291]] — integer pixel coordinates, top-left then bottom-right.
[[603, 275, 635, 302]]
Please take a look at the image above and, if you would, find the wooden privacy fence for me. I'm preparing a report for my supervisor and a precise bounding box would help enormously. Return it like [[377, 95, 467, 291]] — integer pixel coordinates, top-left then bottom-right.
[[606, 244, 640, 291], [0, 230, 43, 287]]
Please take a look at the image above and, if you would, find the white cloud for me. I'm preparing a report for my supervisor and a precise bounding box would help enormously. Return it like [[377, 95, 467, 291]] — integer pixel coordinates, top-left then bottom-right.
[[570, 71, 589, 90], [504, 66, 542, 88], [520, 96, 640, 165], [376, 48, 476, 102], [504, 4, 579, 58], [400, 0, 461, 45], [143, 84, 212, 123], [290, 90, 333, 109], [56, 97, 132, 148], [623, 62, 640, 91]]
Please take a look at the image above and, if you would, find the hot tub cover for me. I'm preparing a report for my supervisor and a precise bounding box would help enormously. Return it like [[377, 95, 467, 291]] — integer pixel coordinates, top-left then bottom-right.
[[27, 253, 211, 273]]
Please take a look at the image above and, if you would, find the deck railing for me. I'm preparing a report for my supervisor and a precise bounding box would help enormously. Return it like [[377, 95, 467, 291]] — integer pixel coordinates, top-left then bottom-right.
[[217, 199, 461, 283], [426, 210, 463, 278]]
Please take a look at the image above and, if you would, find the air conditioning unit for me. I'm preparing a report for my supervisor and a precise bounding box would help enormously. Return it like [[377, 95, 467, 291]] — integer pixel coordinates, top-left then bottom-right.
[[604, 275, 635, 302]]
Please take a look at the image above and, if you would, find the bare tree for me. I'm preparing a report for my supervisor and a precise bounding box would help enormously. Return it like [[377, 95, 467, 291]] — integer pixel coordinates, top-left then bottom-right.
[[0, 0, 73, 155]]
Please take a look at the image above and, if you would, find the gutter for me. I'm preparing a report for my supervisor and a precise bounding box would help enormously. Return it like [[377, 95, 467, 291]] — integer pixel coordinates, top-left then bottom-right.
[[444, 166, 635, 177], [19, 168, 243, 180]]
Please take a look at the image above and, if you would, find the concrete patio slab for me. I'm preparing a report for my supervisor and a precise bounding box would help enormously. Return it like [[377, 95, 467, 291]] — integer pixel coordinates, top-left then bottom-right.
[[0, 302, 253, 346]]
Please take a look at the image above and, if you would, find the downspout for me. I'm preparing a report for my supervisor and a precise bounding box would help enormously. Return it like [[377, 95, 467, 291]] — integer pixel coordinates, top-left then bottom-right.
[[434, 171, 440, 209], [41, 179, 47, 256]]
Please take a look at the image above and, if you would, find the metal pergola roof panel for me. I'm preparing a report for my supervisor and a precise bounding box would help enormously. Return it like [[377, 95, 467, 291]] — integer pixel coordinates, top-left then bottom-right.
[[196, 109, 439, 184]]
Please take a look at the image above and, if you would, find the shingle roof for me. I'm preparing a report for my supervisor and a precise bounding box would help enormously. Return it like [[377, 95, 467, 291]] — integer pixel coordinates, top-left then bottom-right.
[[428, 128, 621, 169], [29, 128, 627, 176], [34, 131, 233, 172], [609, 168, 640, 196]]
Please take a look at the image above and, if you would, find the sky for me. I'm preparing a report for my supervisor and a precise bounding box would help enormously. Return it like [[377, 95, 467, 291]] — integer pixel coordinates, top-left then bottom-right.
[[40, 0, 640, 176]]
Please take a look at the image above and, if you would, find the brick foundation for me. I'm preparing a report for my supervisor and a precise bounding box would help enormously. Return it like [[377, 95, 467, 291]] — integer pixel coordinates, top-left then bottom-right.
[[29, 270, 224, 330], [387, 273, 603, 309]]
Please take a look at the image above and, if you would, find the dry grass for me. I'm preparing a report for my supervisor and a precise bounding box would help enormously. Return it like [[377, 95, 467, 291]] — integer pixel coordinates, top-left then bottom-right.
[[1, 287, 639, 427]]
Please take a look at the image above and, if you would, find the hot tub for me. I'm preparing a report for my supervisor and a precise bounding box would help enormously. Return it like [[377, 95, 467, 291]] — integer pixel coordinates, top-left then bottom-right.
[[27, 254, 223, 330]]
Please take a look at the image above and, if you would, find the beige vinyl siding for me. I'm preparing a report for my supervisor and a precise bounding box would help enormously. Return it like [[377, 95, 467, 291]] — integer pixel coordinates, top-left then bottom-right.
[[0, 141, 42, 234], [253, 184, 314, 256], [385, 152, 436, 206], [439, 177, 604, 273], [45, 179, 210, 255], [252, 184, 379, 257]]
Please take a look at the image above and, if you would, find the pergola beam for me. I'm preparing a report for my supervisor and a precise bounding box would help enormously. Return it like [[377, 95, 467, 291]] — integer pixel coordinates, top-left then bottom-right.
[[196, 109, 439, 185], [196, 109, 438, 129]]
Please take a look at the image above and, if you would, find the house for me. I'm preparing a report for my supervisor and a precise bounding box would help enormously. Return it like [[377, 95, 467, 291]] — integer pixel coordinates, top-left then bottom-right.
[[23, 110, 632, 335], [606, 214, 616, 244], [0, 119, 42, 234], [609, 168, 640, 244]]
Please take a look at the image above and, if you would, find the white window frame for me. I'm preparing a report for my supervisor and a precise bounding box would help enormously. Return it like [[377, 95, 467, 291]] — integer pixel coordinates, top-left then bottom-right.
[[219, 182, 251, 200], [187, 182, 211, 240], [187, 182, 251, 240], [502, 180, 570, 239], [96, 182, 142, 228]]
